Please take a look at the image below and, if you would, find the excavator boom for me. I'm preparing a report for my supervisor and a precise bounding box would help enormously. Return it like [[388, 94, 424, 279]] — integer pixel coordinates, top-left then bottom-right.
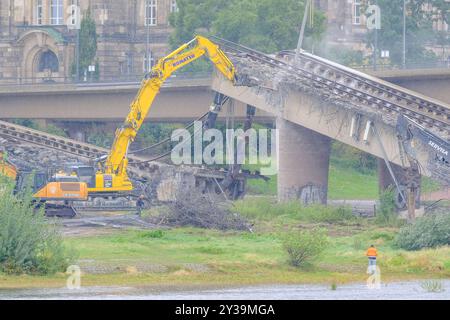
[[103, 36, 236, 177]]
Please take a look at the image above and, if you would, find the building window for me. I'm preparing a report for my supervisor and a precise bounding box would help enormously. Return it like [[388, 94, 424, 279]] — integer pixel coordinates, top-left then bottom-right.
[[36, 0, 43, 25], [69, 0, 78, 26], [145, 0, 157, 26], [126, 52, 134, 75], [38, 51, 59, 72], [353, 0, 361, 25], [50, 0, 64, 25], [170, 0, 178, 13], [143, 52, 155, 73]]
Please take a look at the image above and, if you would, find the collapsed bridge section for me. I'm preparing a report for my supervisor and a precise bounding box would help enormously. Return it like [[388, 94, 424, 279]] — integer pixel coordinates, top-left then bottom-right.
[[211, 37, 450, 206], [0, 119, 252, 208]]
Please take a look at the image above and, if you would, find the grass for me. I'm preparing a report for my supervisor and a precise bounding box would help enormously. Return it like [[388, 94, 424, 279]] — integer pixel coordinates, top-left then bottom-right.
[[1, 217, 449, 289], [247, 164, 379, 200]]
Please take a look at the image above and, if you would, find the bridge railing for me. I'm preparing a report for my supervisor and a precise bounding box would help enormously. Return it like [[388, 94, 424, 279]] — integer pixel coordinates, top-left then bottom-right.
[[352, 59, 450, 72], [0, 71, 213, 87]]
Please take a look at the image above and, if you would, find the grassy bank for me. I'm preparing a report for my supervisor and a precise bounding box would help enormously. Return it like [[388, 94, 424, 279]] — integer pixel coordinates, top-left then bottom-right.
[[248, 164, 379, 200], [1, 212, 449, 289], [248, 164, 441, 199]]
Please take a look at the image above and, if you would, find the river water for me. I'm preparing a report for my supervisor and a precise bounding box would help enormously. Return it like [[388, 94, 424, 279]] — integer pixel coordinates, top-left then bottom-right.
[[0, 281, 449, 300]]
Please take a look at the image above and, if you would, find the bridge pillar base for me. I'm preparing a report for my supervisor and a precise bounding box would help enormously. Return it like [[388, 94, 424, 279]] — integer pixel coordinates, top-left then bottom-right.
[[277, 118, 331, 205], [378, 159, 421, 210]]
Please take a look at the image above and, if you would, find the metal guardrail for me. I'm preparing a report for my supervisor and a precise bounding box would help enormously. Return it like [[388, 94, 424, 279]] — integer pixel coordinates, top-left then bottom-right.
[[0, 72, 212, 87], [352, 60, 450, 72]]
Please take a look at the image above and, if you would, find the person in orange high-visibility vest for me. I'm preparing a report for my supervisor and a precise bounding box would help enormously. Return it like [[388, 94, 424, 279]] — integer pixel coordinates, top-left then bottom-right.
[[366, 245, 378, 274]]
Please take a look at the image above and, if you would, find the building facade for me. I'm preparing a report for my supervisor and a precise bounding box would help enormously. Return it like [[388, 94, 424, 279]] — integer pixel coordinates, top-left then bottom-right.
[[0, 0, 177, 83], [317, 0, 368, 51], [0, 0, 448, 84]]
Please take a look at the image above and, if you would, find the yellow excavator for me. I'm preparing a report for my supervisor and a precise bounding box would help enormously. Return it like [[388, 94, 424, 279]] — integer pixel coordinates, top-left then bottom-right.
[[56, 36, 238, 204], [0, 36, 238, 216], [0, 152, 88, 217]]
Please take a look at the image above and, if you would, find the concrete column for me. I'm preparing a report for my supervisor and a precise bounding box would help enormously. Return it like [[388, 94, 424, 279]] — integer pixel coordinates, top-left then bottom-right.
[[277, 118, 331, 205], [378, 159, 421, 209]]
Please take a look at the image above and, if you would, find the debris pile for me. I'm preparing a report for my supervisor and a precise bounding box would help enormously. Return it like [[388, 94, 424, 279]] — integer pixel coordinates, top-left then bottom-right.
[[151, 189, 250, 231]]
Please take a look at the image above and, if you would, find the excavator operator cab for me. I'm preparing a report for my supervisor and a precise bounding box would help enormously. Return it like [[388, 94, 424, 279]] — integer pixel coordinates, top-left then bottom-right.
[[15, 171, 48, 195], [65, 165, 96, 188]]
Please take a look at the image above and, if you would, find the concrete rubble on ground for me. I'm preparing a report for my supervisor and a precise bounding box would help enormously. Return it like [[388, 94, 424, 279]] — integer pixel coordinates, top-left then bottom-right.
[[0, 135, 199, 204]]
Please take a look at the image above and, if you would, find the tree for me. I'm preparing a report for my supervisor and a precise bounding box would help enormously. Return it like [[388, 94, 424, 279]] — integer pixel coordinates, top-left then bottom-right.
[[72, 8, 98, 79], [363, 0, 438, 66], [169, 0, 326, 54]]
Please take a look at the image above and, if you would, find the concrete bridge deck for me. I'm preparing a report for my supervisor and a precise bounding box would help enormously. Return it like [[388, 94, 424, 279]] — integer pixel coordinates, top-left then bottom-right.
[[1, 67, 450, 122]]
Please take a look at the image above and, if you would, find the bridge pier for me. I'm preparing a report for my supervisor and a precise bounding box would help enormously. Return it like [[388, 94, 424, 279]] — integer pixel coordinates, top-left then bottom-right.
[[378, 159, 422, 210], [277, 118, 331, 205]]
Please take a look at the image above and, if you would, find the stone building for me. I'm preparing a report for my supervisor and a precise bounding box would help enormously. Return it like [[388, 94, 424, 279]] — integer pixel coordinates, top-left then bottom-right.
[[0, 0, 178, 83], [0, 0, 448, 84], [317, 0, 368, 51]]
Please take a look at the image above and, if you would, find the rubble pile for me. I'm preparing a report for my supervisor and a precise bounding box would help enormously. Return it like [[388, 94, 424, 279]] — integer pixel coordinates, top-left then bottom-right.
[[0, 135, 199, 204], [151, 188, 250, 231]]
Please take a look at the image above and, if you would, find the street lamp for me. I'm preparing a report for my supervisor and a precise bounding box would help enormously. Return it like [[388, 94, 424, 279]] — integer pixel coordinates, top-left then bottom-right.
[[295, 0, 311, 62], [403, 0, 407, 69], [146, 0, 150, 74]]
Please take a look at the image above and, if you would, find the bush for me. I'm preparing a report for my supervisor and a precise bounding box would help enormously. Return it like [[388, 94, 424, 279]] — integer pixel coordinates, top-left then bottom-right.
[[395, 213, 450, 251], [282, 229, 329, 268], [0, 176, 75, 275], [376, 187, 400, 226], [139, 230, 165, 239], [421, 280, 445, 293]]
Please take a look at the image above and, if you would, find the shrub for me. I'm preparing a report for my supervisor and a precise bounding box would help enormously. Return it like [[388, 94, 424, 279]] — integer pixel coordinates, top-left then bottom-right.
[[376, 187, 400, 226], [421, 280, 445, 293], [139, 230, 165, 239], [0, 176, 74, 275], [282, 229, 329, 268], [395, 213, 450, 251]]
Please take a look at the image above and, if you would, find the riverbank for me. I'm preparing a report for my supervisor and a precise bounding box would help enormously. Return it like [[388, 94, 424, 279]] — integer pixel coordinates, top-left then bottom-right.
[[1, 223, 449, 290]]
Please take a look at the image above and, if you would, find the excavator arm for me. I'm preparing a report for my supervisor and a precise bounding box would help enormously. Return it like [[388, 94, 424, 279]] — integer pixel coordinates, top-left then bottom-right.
[[103, 36, 237, 176]]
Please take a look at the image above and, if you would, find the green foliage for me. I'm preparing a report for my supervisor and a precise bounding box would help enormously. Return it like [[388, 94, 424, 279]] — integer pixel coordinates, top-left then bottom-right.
[[72, 9, 98, 79], [12, 120, 67, 138], [86, 130, 114, 149], [395, 213, 450, 251], [282, 229, 329, 268], [317, 45, 364, 67], [331, 142, 377, 174], [233, 198, 355, 224], [376, 187, 400, 226], [170, 0, 326, 53], [363, 0, 438, 66], [196, 246, 225, 255], [44, 124, 68, 137], [0, 176, 75, 275], [139, 230, 166, 239]]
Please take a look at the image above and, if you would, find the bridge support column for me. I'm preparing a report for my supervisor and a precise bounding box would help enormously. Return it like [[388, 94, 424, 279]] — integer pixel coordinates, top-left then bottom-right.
[[277, 118, 331, 205], [378, 159, 422, 211]]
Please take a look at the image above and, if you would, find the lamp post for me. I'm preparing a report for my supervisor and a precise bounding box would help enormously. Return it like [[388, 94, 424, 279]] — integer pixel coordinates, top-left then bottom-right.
[[295, 0, 311, 63], [403, 0, 406, 69], [146, 0, 150, 74]]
